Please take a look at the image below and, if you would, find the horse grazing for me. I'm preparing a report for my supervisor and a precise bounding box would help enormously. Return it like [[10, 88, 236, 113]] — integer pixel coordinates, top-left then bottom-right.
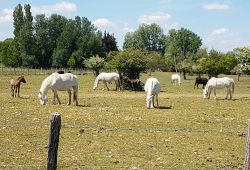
[[171, 74, 181, 85], [203, 77, 235, 100], [194, 77, 208, 89], [10, 76, 26, 97], [93, 72, 121, 91], [144, 78, 160, 109], [122, 77, 144, 91], [38, 72, 79, 105]]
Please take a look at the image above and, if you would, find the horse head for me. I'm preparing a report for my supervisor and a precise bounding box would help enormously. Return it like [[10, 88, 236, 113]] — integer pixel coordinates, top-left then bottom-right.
[[203, 88, 208, 99], [21, 76, 26, 83], [146, 95, 153, 109], [38, 91, 47, 105]]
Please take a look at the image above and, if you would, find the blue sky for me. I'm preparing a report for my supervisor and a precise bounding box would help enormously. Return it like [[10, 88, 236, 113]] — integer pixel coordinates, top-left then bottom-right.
[[0, 0, 250, 52]]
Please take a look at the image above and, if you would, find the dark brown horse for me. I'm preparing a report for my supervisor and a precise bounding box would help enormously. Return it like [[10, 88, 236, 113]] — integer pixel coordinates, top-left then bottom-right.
[[194, 77, 208, 89], [10, 76, 26, 97]]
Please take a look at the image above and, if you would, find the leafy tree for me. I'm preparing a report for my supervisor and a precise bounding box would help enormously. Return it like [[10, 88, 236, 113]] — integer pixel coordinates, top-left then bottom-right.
[[123, 23, 166, 52], [84, 55, 105, 76], [165, 28, 202, 79], [146, 52, 165, 75], [233, 47, 250, 74], [13, 4, 24, 37], [201, 50, 238, 77], [0, 39, 21, 67], [52, 19, 78, 67], [108, 49, 148, 79], [102, 31, 118, 53], [34, 14, 51, 67]]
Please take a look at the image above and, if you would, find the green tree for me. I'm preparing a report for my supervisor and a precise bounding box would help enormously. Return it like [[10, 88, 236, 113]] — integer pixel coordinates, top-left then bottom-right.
[[13, 4, 24, 37], [146, 52, 165, 75], [52, 19, 78, 67], [165, 28, 202, 79], [201, 50, 238, 77], [233, 47, 250, 74], [102, 31, 118, 53], [123, 23, 166, 52], [84, 55, 105, 76], [108, 49, 148, 79]]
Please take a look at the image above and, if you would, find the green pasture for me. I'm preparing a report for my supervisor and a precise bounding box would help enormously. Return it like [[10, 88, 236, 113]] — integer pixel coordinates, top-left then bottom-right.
[[0, 72, 250, 169]]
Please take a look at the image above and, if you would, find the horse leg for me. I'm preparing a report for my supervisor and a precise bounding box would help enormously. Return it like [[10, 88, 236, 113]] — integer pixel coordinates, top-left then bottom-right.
[[225, 88, 229, 99], [52, 90, 57, 104], [11, 85, 14, 97], [14, 87, 17, 97], [152, 95, 155, 108], [208, 88, 211, 99], [73, 87, 79, 106], [230, 89, 233, 99], [115, 80, 118, 91], [103, 81, 109, 91], [53, 90, 61, 104], [213, 89, 217, 100], [56, 91, 61, 104], [17, 86, 20, 97], [67, 89, 72, 105], [155, 94, 159, 108]]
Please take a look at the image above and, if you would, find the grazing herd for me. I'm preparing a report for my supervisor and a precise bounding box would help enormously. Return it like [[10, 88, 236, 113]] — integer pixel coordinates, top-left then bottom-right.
[[10, 71, 235, 109]]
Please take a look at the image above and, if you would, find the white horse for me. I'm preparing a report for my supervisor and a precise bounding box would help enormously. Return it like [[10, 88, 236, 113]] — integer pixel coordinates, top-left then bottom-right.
[[203, 77, 235, 100], [144, 77, 161, 109], [171, 74, 181, 85], [38, 72, 79, 105], [93, 72, 121, 91]]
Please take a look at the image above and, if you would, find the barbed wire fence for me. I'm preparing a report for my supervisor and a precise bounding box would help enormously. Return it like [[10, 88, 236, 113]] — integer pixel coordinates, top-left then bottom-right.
[[0, 114, 249, 169]]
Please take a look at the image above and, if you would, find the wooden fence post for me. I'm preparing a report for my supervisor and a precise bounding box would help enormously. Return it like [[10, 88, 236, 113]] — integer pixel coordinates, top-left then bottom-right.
[[245, 120, 250, 170], [47, 113, 61, 170]]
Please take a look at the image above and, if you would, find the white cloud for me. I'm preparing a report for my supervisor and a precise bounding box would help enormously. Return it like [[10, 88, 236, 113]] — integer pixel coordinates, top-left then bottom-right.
[[204, 29, 250, 52], [32, 2, 77, 16], [138, 12, 171, 24], [123, 27, 134, 33], [93, 18, 114, 28], [202, 3, 230, 10], [0, 8, 13, 23], [137, 11, 178, 31], [211, 27, 229, 35]]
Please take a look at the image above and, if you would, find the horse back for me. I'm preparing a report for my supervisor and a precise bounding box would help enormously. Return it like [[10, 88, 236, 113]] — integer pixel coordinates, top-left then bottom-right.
[[50, 73, 78, 90]]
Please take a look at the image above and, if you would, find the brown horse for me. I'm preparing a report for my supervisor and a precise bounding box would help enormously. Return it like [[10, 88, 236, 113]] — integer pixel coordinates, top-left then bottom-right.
[[10, 76, 26, 97]]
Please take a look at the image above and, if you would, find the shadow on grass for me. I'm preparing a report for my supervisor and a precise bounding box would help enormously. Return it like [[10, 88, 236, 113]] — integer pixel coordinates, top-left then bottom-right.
[[214, 98, 249, 101], [18, 96, 30, 99], [77, 104, 91, 107], [157, 106, 172, 109]]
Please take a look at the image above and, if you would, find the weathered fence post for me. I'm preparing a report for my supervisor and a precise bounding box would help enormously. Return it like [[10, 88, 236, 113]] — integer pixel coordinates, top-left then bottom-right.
[[47, 113, 61, 170], [245, 120, 250, 170]]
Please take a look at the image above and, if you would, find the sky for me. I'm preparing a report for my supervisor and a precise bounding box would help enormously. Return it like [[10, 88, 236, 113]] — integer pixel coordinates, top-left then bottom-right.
[[0, 0, 250, 52]]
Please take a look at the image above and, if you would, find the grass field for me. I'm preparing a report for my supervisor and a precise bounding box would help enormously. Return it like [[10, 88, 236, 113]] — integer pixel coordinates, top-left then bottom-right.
[[0, 72, 250, 169]]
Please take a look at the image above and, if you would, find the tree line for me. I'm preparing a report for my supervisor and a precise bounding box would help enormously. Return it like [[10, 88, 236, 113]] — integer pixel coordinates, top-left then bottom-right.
[[0, 4, 250, 79]]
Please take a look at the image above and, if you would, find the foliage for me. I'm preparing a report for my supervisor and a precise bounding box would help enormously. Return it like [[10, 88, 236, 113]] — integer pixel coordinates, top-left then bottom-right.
[[123, 23, 166, 52], [201, 50, 238, 77], [102, 31, 118, 53], [0, 4, 118, 68], [233, 47, 250, 74], [84, 55, 105, 76], [146, 51, 165, 74], [107, 49, 148, 79], [164, 28, 202, 76]]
